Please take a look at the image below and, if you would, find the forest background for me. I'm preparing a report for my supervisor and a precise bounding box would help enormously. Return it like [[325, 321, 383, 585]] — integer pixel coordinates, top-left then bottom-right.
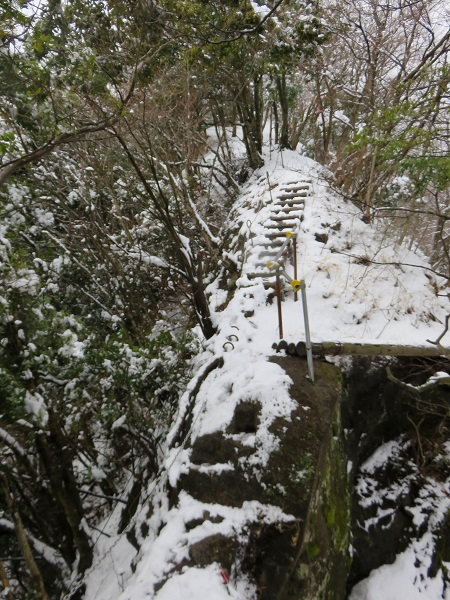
[[0, 0, 449, 597]]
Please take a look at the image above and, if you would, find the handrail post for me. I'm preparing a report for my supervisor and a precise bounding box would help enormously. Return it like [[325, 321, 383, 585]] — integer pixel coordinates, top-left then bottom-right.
[[300, 280, 314, 383], [276, 268, 283, 340]]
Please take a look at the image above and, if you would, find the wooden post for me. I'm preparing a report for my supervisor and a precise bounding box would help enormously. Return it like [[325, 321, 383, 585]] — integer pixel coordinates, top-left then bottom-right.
[[266, 172, 274, 204], [293, 235, 298, 302]]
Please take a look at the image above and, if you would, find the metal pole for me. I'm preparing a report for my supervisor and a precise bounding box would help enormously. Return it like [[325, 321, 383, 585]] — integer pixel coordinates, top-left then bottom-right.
[[300, 280, 314, 383], [293, 234, 298, 302], [272, 232, 293, 264], [276, 268, 283, 340]]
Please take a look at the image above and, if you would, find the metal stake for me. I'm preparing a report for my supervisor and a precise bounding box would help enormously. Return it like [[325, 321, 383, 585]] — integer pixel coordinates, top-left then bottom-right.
[[300, 280, 314, 383], [276, 268, 283, 340]]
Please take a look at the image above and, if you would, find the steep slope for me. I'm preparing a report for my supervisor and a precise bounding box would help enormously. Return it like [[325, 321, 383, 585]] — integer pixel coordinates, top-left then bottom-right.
[[81, 150, 450, 600]]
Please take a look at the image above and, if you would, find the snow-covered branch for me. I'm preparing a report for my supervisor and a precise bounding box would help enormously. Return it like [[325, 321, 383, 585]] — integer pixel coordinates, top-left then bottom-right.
[[386, 367, 450, 394]]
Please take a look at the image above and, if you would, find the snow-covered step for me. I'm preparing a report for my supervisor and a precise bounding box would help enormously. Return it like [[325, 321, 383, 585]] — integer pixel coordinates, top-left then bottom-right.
[[271, 203, 304, 212], [255, 239, 285, 248], [276, 198, 303, 207], [279, 185, 311, 194], [252, 261, 284, 272], [282, 178, 312, 186], [253, 234, 278, 244], [265, 232, 293, 241], [265, 220, 299, 229], [269, 209, 301, 217], [248, 270, 277, 280], [253, 255, 286, 267], [279, 184, 310, 189], [278, 191, 309, 200], [268, 213, 302, 222], [270, 210, 304, 219], [270, 210, 303, 219], [270, 212, 304, 221], [280, 183, 310, 189], [274, 198, 307, 206], [256, 249, 290, 258]]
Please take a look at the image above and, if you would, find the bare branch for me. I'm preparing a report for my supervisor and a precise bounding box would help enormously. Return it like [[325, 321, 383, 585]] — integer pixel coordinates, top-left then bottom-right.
[[387, 366, 450, 394]]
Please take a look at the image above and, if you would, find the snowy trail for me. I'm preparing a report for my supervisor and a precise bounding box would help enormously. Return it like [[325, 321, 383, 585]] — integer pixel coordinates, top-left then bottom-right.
[[226, 151, 450, 353], [82, 150, 450, 600]]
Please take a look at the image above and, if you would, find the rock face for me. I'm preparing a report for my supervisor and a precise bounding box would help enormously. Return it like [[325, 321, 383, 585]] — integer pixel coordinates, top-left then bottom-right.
[[162, 354, 450, 598], [343, 356, 450, 594], [170, 357, 352, 599], [269, 358, 351, 600]]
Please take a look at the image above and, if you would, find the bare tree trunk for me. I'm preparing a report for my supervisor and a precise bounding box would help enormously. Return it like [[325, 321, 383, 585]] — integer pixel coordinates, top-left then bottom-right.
[[364, 152, 377, 223], [35, 411, 92, 574], [272, 100, 279, 145], [1, 476, 50, 600], [111, 128, 218, 339], [276, 73, 292, 150], [236, 82, 264, 169], [192, 253, 216, 339], [253, 75, 264, 153]]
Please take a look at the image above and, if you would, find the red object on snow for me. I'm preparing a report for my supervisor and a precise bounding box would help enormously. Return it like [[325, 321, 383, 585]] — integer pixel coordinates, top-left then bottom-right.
[[221, 570, 230, 584]]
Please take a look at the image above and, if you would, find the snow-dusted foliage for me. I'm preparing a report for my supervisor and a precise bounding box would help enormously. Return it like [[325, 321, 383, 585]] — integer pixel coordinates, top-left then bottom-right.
[[0, 165, 199, 596]]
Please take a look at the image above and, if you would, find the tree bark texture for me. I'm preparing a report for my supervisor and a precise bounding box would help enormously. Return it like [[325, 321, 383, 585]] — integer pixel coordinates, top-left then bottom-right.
[[35, 411, 92, 573], [1, 476, 50, 600]]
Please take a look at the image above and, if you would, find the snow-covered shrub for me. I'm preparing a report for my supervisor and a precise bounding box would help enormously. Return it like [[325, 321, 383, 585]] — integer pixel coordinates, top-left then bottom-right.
[[0, 171, 200, 596]]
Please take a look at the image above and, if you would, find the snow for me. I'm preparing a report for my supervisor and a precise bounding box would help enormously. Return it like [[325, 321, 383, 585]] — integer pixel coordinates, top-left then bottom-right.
[[0, 427, 28, 458], [155, 566, 232, 600], [188, 352, 294, 446], [33, 206, 55, 226], [128, 251, 170, 269], [24, 390, 48, 425], [58, 330, 85, 359], [351, 439, 450, 600], [123, 493, 289, 600], [359, 439, 408, 475], [81, 147, 450, 600], [250, 1, 271, 18], [349, 540, 448, 600], [231, 151, 449, 349], [10, 268, 40, 294]]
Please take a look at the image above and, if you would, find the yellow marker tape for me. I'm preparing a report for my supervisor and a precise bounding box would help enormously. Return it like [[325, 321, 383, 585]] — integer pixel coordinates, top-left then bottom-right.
[[266, 261, 281, 270], [291, 279, 303, 292], [285, 231, 293, 238]]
